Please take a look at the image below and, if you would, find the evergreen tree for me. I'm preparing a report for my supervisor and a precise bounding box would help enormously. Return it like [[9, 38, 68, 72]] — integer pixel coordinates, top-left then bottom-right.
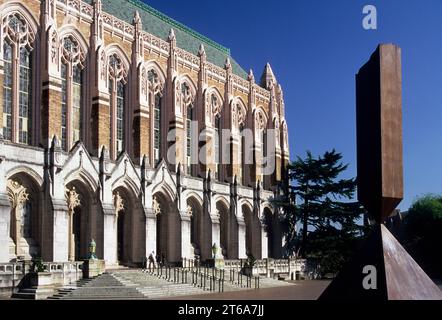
[[272, 149, 367, 274]]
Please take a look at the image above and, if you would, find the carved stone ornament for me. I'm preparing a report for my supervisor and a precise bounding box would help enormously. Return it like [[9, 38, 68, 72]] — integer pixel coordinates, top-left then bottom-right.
[[2, 13, 35, 50], [187, 205, 193, 217], [50, 28, 59, 65], [113, 191, 124, 213], [256, 111, 266, 131], [237, 103, 246, 128], [181, 82, 194, 107], [7, 180, 29, 209], [61, 35, 85, 68], [211, 94, 221, 118], [176, 81, 194, 115], [108, 53, 127, 83], [65, 187, 81, 212], [148, 69, 164, 96], [152, 196, 161, 216]]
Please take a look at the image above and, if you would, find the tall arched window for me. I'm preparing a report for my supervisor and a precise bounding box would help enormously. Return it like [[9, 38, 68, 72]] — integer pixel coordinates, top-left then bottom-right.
[[148, 69, 163, 166], [183, 83, 194, 176], [238, 123, 245, 184], [214, 114, 222, 181], [236, 103, 246, 185], [108, 53, 127, 159], [255, 111, 267, 186], [2, 13, 35, 144], [211, 94, 222, 181], [60, 35, 85, 151], [3, 42, 13, 141]]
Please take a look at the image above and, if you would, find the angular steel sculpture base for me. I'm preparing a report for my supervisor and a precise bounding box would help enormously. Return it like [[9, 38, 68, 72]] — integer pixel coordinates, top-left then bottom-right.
[[319, 224, 442, 300]]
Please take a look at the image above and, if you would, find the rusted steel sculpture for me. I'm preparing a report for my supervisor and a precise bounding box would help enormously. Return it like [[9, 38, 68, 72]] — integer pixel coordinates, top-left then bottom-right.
[[320, 44, 442, 300]]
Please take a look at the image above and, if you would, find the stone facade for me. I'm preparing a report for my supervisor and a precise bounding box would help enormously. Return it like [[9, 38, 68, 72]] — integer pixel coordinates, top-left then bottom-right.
[[0, 0, 290, 267]]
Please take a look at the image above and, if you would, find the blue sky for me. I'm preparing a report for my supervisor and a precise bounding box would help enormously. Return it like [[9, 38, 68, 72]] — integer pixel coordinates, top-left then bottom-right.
[[141, 0, 442, 211]]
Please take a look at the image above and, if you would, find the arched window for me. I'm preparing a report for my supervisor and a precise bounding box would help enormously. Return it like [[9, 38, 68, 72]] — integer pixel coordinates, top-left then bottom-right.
[[186, 103, 193, 175], [238, 123, 245, 185], [236, 102, 247, 185], [148, 69, 163, 166], [60, 35, 85, 151], [2, 13, 35, 144], [108, 53, 127, 159], [214, 114, 222, 181], [183, 83, 194, 175], [3, 42, 13, 141], [255, 110, 267, 185]]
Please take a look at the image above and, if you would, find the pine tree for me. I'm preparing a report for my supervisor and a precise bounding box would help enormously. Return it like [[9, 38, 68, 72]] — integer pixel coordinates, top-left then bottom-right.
[[273, 149, 367, 274]]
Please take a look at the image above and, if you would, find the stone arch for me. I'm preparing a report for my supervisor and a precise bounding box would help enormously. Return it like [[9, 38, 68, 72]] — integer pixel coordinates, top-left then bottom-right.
[[176, 74, 197, 97], [65, 179, 100, 261], [153, 191, 181, 265], [144, 60, 166, 84], [242, 203, 262, 259], [65, 168, 99, 195], [262, 206, 282, 259], [186, 194, 210, 261], [216, 198, 238, 259], [113, 185, 145, 266], [1, 5, 39, 145], [6, 171, 42, 261], [0, 2, 39, 35], [231, 97, 248, 130], [104, 44, 131, 71], [281, 120, 289, 149], [6, 166, 43, 188], [152, 182, 176, 204], [58, 25, 89, 54], [254, 106, 269, 130], [206, 87, 224, 125], [238, 199, 253, 218], [112, 175, 141, 201]]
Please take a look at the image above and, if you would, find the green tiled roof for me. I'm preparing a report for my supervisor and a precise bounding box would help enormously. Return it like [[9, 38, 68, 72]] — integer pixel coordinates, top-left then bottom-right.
[[98, 0, 248, 79]]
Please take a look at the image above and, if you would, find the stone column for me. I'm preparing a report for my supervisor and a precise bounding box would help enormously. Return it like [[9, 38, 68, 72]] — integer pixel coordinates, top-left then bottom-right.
[[112, 192, 124, 264], [180, 211, 192, 261], [210, 214, 221, 256], [237, 217, 247, 259], [261, 225, 268, 259], [102, 203, 116, 265], [6, 180, 29, 257], [0, 194, 11, 263], [145, 210, 157, 258], [65, 187, 80, 262], [52, 199, 69, 262], [0, 65, 4, 138]]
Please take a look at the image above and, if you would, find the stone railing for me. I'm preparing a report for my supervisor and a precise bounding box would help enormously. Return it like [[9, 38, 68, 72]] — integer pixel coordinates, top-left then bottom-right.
[[0, 261, 83, 291], [220, 258, 307, 280]]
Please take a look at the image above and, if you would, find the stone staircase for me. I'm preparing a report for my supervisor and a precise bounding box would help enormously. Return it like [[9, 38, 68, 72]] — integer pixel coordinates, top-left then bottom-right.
[[47, 268, 295, 300], [48, 273, 145, 300], [111, 270, 207, 299]]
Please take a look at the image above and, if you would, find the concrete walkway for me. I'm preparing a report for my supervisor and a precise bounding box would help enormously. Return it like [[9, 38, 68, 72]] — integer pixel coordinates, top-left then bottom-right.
[[161, 280, 331, 300]]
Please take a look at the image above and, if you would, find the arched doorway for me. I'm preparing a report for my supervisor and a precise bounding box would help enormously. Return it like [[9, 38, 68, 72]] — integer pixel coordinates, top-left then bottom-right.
[[218, 199, 238, 259], [113, 187, 145, 266], [243, 204, 262, 259], [187, 196, 209, 261], [65, 181, 99, 261], [6, 173, 41, 261], [263, 208, 274, 258], [154, 192, 181, 265]]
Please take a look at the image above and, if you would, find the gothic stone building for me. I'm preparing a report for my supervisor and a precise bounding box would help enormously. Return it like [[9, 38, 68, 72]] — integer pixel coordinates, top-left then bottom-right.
[[0, 0, 290, 267]]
